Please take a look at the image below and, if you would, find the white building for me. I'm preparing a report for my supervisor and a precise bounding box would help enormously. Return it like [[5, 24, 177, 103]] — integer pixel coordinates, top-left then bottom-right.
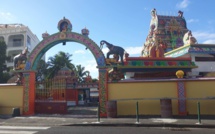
[[165, 44, 215, 77], [0, 24, 40, 69]]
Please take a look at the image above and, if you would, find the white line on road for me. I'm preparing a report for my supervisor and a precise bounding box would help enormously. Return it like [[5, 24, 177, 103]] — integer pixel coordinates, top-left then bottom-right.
[[0, 130, 37, 134], [0, 126, 50, 130], [150, 118, 177, 123], [0, 126, 50, 134]]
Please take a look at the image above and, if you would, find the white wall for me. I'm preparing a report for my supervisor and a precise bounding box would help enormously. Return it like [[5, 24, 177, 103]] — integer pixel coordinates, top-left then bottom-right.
[[193, 62, 215, 73], [190, 54, 215, 76]]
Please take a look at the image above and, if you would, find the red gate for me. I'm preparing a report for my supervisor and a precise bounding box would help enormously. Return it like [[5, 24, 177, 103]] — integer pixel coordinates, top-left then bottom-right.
[[35, 79, 67, 114]]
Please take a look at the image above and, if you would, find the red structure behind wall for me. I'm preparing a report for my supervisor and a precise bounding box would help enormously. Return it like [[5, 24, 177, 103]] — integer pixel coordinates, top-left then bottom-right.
[[66, 89, 78, 105]]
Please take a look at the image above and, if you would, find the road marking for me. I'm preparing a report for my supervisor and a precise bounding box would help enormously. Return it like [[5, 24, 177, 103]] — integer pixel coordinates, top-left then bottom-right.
[[0, 126, 49, 129], [150, 118, 177, 123], [0, 130, 37, 134], [0, 126, 50, 134]]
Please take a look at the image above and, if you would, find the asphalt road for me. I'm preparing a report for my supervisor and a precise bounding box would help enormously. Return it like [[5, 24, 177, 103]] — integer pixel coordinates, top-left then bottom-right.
[[39, 126, 215, 134], [1, 126, 212, 134]]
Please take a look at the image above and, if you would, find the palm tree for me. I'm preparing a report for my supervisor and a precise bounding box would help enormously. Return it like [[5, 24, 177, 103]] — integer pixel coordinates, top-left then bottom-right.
[[46, 51, 75, 79], [36, 59, 47, 81], [75, 64, 90, 83]]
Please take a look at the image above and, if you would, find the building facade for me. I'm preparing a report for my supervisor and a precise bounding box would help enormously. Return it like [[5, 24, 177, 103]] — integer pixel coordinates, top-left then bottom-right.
[[0, 24, 40, 69]]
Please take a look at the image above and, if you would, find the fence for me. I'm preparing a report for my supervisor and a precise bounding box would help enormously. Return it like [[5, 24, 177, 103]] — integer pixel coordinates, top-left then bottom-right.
[[35, 79, 67, 102], [35, 79, 68, 114]]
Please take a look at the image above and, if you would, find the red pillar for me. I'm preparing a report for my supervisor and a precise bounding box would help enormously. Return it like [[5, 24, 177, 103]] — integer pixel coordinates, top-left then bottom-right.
[[98, 68, 108, 117], [22, 71, 35, 115]]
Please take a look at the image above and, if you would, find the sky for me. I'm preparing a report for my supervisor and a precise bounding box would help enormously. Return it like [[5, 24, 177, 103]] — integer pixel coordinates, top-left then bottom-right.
[[1, 0, 215, 78]]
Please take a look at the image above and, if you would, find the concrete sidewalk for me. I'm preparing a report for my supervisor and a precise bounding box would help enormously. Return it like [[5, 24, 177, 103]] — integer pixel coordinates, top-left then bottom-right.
[[0, 115, 215, 128]]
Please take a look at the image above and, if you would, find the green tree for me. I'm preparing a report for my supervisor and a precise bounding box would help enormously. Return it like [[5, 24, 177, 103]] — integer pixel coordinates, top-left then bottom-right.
[[36, 59, 47, 81], [0, 41, 8, 83], [46, 51, 75, 79], [75, 64, 90, 83], [92, 78, 98, 83]]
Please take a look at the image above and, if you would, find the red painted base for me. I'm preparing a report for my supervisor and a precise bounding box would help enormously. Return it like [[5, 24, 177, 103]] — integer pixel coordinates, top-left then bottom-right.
[[100, 113, 107, 117], [35, 101, 67, 114], [179, 112, 188, 116]]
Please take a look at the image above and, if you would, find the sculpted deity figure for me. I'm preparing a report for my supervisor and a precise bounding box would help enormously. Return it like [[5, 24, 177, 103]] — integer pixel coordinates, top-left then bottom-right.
[[183, 30, 198, 45], [150, 8, 158, 32], [151, 8, 157, 18], [13, 47, 28, 70], [178, 10, 184, 18]]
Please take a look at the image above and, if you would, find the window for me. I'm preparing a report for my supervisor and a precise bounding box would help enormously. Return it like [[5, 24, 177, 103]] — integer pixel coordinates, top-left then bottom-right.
[[27, 35, 31, 50], [195, 57, 215, 61], [13, 39, 22, 47]]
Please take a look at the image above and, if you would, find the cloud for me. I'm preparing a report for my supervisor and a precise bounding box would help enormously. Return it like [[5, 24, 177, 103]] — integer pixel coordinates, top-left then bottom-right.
[[85, 59, 96, 64], [125, 46, 142, 55], [176, 0, 190, 9], [203, 40, 215, 44], [85, 63, 97, 72], [187, 19, 199, 23], [144, 7, 148, 11], [101, 48, 109, 55], [79, 46, 143, 78], [102, 46, 142, 57], [207, 20, 215, 24], [82, 60, 98, 78], [74, 50, 86, 54], [0, 11, 16, 22], [192, 31, 215, 40], [192, 31, 215, 44]]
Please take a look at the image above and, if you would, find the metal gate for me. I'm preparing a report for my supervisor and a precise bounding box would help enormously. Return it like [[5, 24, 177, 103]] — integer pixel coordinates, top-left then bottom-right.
[[35, 79, 67, 114]]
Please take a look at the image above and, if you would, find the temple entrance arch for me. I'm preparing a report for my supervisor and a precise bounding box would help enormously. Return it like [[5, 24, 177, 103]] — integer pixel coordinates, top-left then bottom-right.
[[22, 17, 108, 117], [26, 32, 106, 70]]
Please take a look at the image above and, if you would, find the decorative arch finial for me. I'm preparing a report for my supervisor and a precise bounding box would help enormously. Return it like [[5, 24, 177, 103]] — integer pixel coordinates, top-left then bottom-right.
[[57, 17, 72, 32]]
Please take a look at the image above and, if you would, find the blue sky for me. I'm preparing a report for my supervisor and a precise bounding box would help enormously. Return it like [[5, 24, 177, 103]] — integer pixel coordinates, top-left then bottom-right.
[[1, 0, 215, 78]]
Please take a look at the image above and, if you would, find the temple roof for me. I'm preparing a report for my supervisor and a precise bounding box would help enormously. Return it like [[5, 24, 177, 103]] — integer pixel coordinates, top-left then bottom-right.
[[142, 9, 190, 57], [156, 15, 187, 29], [60, 66, 71, 71], [165, 44, 215, 57], [54, 65, 77, 81]]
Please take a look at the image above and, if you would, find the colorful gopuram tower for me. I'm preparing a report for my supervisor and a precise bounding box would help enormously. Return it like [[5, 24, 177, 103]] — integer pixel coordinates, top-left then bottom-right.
[[142, 9, 188, 57]]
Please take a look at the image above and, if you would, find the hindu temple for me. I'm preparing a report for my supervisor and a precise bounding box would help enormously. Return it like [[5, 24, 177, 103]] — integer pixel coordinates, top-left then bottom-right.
[[1, 9, 215, 118]]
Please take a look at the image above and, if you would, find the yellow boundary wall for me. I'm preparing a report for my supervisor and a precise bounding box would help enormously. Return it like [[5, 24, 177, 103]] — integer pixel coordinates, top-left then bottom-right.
[[0, 85, 23, 115], [1, 79, 215, 116], [108, 79, 215, 116]]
